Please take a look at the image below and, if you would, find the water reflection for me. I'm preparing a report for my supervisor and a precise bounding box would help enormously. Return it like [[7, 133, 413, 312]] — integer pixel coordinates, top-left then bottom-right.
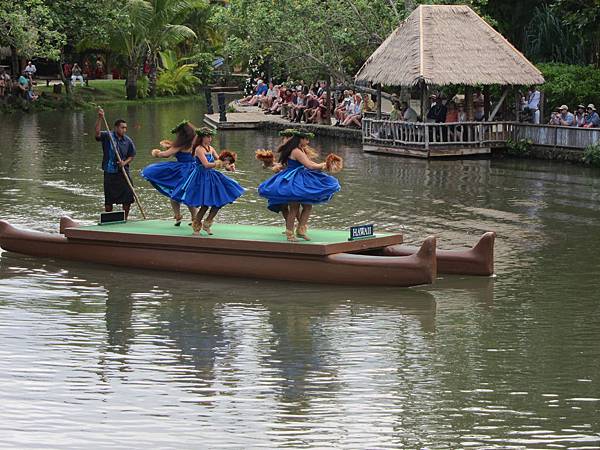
[[2, 101, 600, 447]]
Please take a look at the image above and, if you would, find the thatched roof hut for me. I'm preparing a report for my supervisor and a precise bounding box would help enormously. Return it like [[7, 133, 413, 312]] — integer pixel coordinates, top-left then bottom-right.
[[355, 5, 544, 87]]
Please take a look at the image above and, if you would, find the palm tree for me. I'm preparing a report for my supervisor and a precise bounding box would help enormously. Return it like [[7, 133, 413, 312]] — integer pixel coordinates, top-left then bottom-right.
[[146, 0, 197, 97], [110, 0, 153, 99], [109, 0, 196, 99]]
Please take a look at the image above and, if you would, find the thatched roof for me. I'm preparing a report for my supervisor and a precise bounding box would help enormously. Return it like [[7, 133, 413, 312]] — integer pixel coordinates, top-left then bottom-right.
[[355, 5, 544, 87]]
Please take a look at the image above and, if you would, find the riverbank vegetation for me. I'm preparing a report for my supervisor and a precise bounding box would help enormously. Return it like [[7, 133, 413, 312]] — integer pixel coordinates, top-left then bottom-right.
[[1, 0, 599, 112]]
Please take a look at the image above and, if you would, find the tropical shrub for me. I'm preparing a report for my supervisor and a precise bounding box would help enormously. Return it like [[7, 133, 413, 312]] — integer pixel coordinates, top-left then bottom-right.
[[538, 63, 600, 113], [137, 75, 149, 98], [506, 138, 533, 157], [156, 50, 201, 96], [582, 142, 600, 167]]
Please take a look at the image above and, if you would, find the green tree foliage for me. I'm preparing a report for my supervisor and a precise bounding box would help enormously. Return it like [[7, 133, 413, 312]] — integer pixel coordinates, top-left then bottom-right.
[[44, 0, 120, 94], [0, 1, 63, 73], [145, 0, 197, 97], [525, 5, 585, 64], [215, 0, 409, 83], [538, 63, 600, 111], [156, 50, 201, 95]]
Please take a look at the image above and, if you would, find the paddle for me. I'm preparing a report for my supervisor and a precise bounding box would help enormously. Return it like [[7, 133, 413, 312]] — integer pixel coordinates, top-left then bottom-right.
[[97, 106, 147, 220]]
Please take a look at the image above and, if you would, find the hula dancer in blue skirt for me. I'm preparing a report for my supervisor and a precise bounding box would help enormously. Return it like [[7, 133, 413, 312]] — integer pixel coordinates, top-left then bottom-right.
[[141, 120, 198, 226], [172, 127, 245, 236], [258, 129, 341, 241]]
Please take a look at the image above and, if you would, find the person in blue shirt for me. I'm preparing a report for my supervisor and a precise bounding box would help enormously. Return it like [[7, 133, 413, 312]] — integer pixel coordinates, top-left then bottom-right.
[[557, 105, 575, 127], [95, 108, 137, 219], [584, 104, 600, 128]]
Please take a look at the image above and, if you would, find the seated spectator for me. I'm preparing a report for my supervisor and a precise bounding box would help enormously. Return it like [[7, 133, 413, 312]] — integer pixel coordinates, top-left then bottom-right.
[[26, 76, 39, 102], [71, 63, 85, 87], [401, 101, 418, 122], [63, 62, 72, 78], [290, 91, 307, 122], [457, 104, 467, 122], [426, 94, 447, 123], [259, 82, 278, 110], [17, 73, 29, 98], [473, 88, 485, 121], [304, 93, 324, 124], [279, 89, 297, 119], [0, 68, 10, 97], [238, 80, 267, 106], [584, 104, 600, 128], [341, 93, 363, 128], [557, 105, 575, 126], [362, 93, 375, 113], [24, 61, 37, 79], [575, 105, 587, 127], [445, 101, 459, 123], [267, 87, 290, 115], [389, 101, 401, 121], [334, 90, 352, 125], [95, 58, 104, 79], [548, 107, 561, 125]]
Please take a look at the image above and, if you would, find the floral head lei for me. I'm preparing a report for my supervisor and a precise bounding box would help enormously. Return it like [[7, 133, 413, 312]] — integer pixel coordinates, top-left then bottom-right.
[[195, 127, 217, 137], [170, 120, 190, 134], [282, 128, 315, 139]]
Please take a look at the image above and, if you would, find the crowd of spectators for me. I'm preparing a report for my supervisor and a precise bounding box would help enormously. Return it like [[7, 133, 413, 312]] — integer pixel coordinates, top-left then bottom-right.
[[0, 64, 39, 102], [548, 104, 600, 128], [237, 79, 377, 127]]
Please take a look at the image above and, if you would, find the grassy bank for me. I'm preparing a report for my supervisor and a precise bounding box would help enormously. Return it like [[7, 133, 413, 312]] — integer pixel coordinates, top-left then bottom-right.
[[1, 79, 201, 114]]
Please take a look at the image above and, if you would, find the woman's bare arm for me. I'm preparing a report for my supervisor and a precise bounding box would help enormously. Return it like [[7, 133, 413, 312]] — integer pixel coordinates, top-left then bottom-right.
[[291, 148, 325, 170]]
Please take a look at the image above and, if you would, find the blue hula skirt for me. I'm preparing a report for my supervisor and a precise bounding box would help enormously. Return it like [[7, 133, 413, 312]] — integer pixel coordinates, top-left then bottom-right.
[[258, 159, 340, 213], [141, 151, 195, 199], [171, 154, 245, 208]]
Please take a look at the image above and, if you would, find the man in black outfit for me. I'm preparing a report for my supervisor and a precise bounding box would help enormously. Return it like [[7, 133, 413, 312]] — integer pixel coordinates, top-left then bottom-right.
[[94, 109, 136, 219]]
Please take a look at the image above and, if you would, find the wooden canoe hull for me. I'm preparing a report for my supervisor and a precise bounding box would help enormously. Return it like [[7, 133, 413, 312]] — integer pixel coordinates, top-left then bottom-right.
[[0, 220, 437, 287], [382, 232, 495, 276]]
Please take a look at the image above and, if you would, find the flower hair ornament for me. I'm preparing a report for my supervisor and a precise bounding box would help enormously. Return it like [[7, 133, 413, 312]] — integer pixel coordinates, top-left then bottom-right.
[[170, 119, 190, 134], [195, 127, 217, 137]]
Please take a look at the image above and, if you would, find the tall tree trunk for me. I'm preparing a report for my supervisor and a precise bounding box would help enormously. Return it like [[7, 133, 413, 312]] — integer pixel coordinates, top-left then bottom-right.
[[10, 45, 19, 77], [58, 50, 72, 97], [126, 60, 138, 100], [148, 52, 157, 98]]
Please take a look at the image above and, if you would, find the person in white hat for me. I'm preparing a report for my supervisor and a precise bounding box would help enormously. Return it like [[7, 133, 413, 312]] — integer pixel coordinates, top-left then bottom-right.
[[584, 104, 600, 128], [557, 105, 575, 127]]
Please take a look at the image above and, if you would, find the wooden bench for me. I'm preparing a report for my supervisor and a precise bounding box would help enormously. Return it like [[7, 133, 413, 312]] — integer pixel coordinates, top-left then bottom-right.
[[36, 75, 89, 87]]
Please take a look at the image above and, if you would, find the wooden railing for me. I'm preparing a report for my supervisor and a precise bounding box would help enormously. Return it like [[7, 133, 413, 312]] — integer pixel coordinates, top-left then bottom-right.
[[512, 123, 600, 149], [362, 117, 599, 150], [362, 119, 513, 149]]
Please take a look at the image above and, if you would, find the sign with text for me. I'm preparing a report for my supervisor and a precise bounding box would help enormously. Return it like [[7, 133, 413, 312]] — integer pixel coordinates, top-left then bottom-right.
[[99, 211, 126, 225], [349, 224, 374, 241]]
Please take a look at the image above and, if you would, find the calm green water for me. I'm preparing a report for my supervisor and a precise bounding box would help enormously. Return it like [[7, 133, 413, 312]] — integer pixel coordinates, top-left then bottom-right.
[[1, 101, 600, 448]]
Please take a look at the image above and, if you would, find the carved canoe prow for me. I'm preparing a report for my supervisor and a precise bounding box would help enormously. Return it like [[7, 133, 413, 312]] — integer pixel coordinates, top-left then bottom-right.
[[382, 232, 495, 276]]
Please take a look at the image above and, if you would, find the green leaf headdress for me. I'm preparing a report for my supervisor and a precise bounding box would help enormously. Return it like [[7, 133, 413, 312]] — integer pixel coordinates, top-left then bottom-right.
[[170, 119, 190, 134], [195, 127, 217, 137], [279, 128, 314, 139]]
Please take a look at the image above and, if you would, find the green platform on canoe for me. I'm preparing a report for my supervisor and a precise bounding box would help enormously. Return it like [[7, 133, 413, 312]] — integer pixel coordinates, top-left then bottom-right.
[[63, 220, 404, 256]]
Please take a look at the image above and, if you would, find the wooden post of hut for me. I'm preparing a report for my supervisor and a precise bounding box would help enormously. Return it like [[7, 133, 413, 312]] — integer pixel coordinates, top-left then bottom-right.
[[465, 86, 474, 121], [376, 84, 382, 119], [483, 85, 491, 120]]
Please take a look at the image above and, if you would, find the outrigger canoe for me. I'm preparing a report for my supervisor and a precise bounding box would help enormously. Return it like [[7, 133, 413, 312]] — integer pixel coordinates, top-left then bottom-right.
[[0, 217, 437, 287]]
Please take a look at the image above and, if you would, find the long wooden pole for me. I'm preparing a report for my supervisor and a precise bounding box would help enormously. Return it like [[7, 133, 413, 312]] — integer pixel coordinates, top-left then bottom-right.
[[100, 113, 147, 220]]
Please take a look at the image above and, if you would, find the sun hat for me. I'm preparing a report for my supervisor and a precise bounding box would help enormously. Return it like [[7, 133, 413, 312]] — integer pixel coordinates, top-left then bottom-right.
[[587, 104, 596, 111], [559, 105, 568, 110]]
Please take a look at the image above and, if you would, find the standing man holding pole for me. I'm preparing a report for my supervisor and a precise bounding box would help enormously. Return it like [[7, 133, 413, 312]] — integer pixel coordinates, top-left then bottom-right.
[[95, 108, 138, 219]]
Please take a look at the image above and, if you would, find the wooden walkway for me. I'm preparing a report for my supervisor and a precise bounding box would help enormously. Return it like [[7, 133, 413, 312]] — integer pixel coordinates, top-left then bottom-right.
[[203, 105, 362, 140]]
